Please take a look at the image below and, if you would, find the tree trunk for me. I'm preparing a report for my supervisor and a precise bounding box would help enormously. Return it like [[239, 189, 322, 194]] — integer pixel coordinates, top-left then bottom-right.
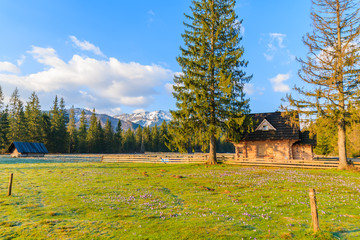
[[338, 119, 349, 170], [207, 134, 217, 165]]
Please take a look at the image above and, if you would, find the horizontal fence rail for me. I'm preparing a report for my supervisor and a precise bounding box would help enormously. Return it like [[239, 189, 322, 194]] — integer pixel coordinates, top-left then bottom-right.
[[102, 153, 360, 169], [102, 153, 209, 164]]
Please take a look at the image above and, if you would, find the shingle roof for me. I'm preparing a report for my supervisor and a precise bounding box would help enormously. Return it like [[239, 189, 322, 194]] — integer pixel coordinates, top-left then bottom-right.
[[6, 142, 49, 154], [242, 112, 300, 141]]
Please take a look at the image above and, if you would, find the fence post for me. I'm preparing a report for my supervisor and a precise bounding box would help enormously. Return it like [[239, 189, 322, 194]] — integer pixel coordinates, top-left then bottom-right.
[[8, 173, 13, 196], [309, 188, 320, 232]]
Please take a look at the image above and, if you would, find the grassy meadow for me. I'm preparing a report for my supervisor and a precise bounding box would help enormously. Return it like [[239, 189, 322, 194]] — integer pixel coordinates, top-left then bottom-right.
[[0, 156, 359, 239]]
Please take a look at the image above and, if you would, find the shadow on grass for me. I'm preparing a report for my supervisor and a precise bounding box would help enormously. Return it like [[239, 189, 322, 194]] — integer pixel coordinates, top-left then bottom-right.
[[332, 228, 360, 239]]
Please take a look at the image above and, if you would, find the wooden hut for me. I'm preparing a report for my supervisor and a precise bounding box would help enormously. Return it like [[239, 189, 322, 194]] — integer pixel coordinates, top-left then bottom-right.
[[233, 112, 316, 161], [6, 142, 49, 157]]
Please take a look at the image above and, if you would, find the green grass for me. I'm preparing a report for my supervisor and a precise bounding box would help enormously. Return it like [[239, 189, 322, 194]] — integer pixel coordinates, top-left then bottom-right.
[[0, 156, 359, 239]]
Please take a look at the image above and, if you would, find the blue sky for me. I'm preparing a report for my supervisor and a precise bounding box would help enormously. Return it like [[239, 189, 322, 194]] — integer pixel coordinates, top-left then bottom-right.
[[0, 0, 312, 115]]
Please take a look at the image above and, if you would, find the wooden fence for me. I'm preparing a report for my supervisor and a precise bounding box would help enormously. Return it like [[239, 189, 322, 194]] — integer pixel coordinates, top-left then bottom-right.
[[102, 153, 360, 169], [101, 153, 235, 164]]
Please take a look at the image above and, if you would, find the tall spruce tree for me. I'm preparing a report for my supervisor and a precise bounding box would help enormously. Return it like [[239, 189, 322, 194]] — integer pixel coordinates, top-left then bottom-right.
[[8, 88, 26, 142], [159, 121, 169, 152], [24, 92, 43, 142], [103, 119, 114, 153], [95, 120, 104, 153], [282, 0, 360, 170], [170, 0, 251, 164], [135, 126, 143, 152], [49, 96, 68, 153], [151, 125, 159, 152], [40, 112, 51, 148], [87, 109, 98, 153], [123, 128, 136, 153], [0, 86, 9, 151], [142, 126, 151, 153], [114, 120, 123, 153], [67, 106, 78, 153], [78, 110, 88, 153]]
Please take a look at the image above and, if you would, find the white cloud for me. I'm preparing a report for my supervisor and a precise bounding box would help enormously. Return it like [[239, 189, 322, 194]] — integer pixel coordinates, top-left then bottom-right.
[[110, 107, 122, 115], [270, 73, 290, 93], [263, 33, 294, 63], [164, 83, 174, 95], [0, 61, 20, 74], [263, 53, 273, 61], [70, 36, 105, 57], [17, 55, 26, 66], [269, 33, 286, 48], [0, 46, 174, 110], [243, 83, 254, 95], [147, 10, 155, 23], [133, 109, 146, 114]]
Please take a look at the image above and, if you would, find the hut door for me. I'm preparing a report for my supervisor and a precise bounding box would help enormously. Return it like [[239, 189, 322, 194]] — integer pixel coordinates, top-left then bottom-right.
[[257, 145, 265, 158]]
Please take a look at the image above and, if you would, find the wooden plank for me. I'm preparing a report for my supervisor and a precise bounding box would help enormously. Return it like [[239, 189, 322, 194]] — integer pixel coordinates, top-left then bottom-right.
[[226, 160, 338, 166], [225, 162, 337, 169]]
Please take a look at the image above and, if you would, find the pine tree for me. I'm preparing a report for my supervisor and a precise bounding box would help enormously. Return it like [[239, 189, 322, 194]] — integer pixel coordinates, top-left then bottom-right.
[[123, 128, 136, 153], [282, 0, 360, 169], [67, 106, 78, 153], [170, 0, 251, 164], [142, 126, 151, 153], [151, 125, 159, 152], [114, 120, 123, 153], [87, 109, 98, 153], [58, 97, 69, 152], [103, 119, 114, 153], [95, 120, 104, 153], [40, 112, 51, 149], [0, 86, 7, 151], [0, 107, 9, 152], [135, 126, 143, 152], [24, 92, 43, 142], [158, 121, 169, 152], [8, 88, 26, 142], [49, 96, 68, 153], [0, 86, 9, 151], [78, 110, 88, 153]]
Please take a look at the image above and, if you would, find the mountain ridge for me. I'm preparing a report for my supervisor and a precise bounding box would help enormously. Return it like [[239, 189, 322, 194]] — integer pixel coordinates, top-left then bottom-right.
[[65, 108, 172, 131]]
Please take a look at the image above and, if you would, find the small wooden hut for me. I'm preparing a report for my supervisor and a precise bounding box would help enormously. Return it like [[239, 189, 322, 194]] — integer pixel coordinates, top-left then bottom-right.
[[233, 112, 316, 161], [6, 142, 49, 157]]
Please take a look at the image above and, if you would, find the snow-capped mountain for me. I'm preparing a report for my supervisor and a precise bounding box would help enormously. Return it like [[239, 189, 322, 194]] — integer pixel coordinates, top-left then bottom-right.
[[114, 110, 172, 128], [66, 109, 172, 130], [65, 108, 140, 131]]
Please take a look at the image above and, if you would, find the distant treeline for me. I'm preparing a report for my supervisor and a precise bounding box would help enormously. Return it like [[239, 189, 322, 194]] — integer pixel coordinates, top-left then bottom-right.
[[0, 87, 234, 154]]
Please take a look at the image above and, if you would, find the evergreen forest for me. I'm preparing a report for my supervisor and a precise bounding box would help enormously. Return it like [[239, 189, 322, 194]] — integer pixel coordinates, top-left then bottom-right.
[[0, 87, 234, 154]]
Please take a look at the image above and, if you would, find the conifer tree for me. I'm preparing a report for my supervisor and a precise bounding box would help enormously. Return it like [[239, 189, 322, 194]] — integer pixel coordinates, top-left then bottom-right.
[[151, 125, 159, 152], [49, 96, 68, 153], [282, 0, 360, 169], [135, 126, 143, 152], [142, 126, 151, 153], [0, 107, 9, 152], [67, 106, 78, 153], [171, 0, 251, 164], [123, 128, 136, 153], [0, 86, 6, 150], [87, 109, 98, 153], [78, 110, 88, 153], [159, 121, 169, 152], [95, 120, 104, 153], [58, 97, 69, 152], [103, 119, 114, 153], [114, 120, 123, 153], [8, 88, 26, 142], [24, 92, 43, 142], [40, 112, 51, 148]]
